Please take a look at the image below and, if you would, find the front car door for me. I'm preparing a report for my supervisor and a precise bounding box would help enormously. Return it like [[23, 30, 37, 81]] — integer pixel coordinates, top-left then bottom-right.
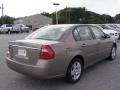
[[89, 26, 113, 60], [73, 25, 100, 67]]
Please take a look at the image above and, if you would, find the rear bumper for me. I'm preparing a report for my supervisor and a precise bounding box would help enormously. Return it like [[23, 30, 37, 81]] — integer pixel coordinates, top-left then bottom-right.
[[6, 57, 63, 79]]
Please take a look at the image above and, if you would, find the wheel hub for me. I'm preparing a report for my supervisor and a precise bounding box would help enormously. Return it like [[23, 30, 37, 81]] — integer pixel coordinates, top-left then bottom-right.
[[71, 61, 81, 80]]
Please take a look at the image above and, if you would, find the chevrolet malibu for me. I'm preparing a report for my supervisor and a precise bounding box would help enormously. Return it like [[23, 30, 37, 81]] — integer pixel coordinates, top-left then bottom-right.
[[6, 24, 117, 83]]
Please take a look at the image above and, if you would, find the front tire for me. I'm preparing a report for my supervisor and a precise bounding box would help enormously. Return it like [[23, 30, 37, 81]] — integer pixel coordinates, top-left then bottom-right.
[[109, 46, 116, 60], [8, 30, 11, 34], [26, 31, 29, 33], [65, 58, 83, 83]]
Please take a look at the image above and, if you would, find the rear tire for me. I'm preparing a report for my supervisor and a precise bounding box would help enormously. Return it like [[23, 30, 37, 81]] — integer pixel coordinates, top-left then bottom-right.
[[8, 30, 11, 34], [26, 31, 29, 33], [65, 58, 83, 83], [108, 46, 116, 60]]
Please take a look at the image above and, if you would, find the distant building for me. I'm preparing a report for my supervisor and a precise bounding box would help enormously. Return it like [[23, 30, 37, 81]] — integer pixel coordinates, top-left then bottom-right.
[[14, 14, 52, 30]]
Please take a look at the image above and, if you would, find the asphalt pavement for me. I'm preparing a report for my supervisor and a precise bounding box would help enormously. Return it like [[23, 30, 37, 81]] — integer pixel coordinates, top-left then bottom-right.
[[0, 33, 120, 90]]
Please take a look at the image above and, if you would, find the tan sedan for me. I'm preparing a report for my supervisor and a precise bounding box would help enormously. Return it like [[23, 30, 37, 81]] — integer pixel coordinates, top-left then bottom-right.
[[6, 24, 117, 83]]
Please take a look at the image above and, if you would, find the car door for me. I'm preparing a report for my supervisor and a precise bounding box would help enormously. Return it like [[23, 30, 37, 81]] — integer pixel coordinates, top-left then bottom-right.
[[90, 26, 112, 59], [74, 26, 100, 66]]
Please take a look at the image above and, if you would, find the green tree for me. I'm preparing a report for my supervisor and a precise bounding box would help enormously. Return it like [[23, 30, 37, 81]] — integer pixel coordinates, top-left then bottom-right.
[[51, 7, 116, 24], [41, 12, 52, 18], [114, 14, 120, 23], [0, 15, 16, 24]]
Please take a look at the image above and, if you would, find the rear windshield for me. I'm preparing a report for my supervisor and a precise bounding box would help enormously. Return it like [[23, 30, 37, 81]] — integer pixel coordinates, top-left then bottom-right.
[[26, 26, 69, 41]]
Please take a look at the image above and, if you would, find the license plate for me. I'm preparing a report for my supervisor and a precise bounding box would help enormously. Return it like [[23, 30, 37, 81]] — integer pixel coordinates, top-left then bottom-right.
[[18, 49, 26, 57]]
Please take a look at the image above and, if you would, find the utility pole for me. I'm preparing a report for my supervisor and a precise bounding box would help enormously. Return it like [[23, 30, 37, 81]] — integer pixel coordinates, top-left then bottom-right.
[[53, 3, 60, 24], [0, 3, 4, 24], [2, 3, 3, 17], [66, 6, 68, 24], [67, 8, 71, 24]]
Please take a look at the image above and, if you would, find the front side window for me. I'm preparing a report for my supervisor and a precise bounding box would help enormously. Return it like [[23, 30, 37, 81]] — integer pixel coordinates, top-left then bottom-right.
[[77, 26, 93, 41], [6, 24, 12, 27], [90, 26, 105, 39]]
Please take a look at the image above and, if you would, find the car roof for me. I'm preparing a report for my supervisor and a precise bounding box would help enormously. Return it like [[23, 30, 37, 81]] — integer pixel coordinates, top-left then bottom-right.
[[46, 24, 100, 28]]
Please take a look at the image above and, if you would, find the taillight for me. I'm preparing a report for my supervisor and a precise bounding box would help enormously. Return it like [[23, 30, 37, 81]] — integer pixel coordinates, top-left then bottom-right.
[[7, 45, 11, 57], [39, 45, 55, 59], [6, 51, 10, 57]]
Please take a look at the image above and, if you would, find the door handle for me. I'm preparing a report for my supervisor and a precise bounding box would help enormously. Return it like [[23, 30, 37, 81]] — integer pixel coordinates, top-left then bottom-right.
[[98, 42, 101, 44], [81, 44, 86, 47], [66, 47, 72, 50]]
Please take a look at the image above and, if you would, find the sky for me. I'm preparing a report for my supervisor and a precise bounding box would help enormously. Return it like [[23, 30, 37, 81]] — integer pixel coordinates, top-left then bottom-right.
[[0, 0, 120, 18]]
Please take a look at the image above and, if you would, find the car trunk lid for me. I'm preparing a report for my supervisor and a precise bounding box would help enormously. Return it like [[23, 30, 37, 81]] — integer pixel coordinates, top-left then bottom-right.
[[8, 39, 59, 65]]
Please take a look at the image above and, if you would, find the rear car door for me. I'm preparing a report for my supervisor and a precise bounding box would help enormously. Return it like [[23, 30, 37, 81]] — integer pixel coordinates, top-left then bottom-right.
[[73, 26, 100, 66], [89, 26, 112, 59]]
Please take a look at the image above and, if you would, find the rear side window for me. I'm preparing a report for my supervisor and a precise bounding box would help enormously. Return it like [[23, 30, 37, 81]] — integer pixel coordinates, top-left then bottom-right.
[[73, 29, 80, 41], [90, 26, 105, 39], [77, 26, 93, 41]]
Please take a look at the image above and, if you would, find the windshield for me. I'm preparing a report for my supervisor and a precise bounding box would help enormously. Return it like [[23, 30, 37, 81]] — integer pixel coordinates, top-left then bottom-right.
[[26, 26, 69, 41], [99, 25, 110, 29], [109, 25, 117, 29]]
